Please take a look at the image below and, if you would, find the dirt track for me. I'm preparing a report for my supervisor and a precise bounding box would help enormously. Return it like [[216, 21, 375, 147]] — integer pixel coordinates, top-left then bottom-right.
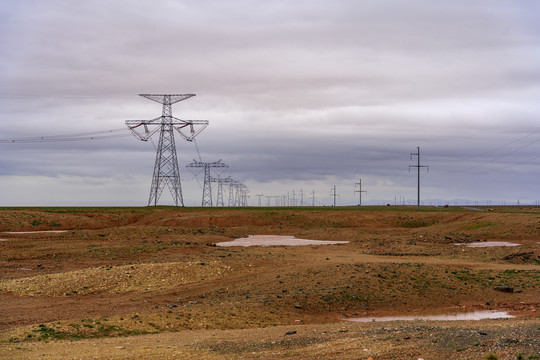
[[0, 206, 538, 359]]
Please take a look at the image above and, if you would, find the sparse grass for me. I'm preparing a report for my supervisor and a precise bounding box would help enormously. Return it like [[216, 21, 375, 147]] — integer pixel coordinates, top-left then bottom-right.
[[463, 221, 497, 230], [10, 321, 152, 342]]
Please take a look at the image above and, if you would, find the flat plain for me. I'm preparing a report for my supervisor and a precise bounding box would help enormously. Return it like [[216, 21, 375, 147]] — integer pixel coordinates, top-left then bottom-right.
[[0, 206, 538, 359]]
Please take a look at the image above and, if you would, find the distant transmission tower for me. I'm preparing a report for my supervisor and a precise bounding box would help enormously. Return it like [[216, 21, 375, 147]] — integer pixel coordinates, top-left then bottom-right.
[[228, 181, 239, 207], [255, 194, 264, 207], [236, 183, 249, 206], [211, 176, 235, 207], [354, 178, 367, 206], [331, 185, 339, 207], [409, 147, 429, 210], [126, 94, 208, 206], [186, 159, 228, 207]]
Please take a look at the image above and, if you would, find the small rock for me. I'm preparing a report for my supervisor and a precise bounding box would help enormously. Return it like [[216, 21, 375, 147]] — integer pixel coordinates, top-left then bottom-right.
[[294, 303, 302, 309], [494, 286, 514, 293], [513, 288, 522, 293], [285, 330, 297, 335]]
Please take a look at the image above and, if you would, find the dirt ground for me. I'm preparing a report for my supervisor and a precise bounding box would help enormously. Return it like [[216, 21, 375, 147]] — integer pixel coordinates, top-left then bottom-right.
[[0, 206, 538, 359]]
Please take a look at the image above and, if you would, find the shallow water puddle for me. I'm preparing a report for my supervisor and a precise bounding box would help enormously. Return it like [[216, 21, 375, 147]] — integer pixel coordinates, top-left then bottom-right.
[[3, 230, 69, 234], [216, 235, 349, 247], [345, 310, 514, 322], [455, 241, 520, 247]]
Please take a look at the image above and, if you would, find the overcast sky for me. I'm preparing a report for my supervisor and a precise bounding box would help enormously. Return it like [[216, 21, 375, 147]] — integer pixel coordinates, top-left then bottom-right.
[[1, 0, 539, 206]]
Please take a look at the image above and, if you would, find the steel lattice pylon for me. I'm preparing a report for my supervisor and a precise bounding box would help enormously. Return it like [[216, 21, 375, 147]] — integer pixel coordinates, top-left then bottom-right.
[[186, 159, 228, 207], [210, 176, 235, 207], [126, 94, 208, 206]]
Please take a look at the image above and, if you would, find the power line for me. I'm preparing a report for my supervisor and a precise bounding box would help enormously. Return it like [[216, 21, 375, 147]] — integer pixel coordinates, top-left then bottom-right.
[[441, 136, 539, 176], [0, 128, 132, 143], [0, 92, 133, 99], [465, 151, 540, 175], [450, 128, 540, 163]]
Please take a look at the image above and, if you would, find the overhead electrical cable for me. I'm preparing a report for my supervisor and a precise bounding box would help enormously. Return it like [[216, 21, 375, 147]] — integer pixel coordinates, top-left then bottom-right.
[[442, 136, 539, 176], [0, 128, 132, 143], [469, 152, 540, 175], [446, 128, 540, 163], [0, 92, 133, 99]]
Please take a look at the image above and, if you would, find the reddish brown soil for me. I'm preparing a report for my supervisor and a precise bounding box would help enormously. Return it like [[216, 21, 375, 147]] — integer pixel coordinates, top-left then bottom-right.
[[0, 206, 538, 359]]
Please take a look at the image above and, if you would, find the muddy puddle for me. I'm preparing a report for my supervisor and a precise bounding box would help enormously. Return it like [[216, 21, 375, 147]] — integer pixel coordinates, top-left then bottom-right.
[[216, 235, 349, 247], [345, 310, 514, 322], [455, 241, 520, 247], [2, 230, 69, 234]]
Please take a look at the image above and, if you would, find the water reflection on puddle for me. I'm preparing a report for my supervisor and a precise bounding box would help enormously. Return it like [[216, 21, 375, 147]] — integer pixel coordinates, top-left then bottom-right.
[[455, 241, 520, 247], [345, 310, 514, 322], [215, 235, 349, 247]]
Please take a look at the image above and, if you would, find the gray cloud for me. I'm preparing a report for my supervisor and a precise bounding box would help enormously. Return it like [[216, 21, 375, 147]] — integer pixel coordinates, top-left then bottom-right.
[[0, 0, 539, 206]]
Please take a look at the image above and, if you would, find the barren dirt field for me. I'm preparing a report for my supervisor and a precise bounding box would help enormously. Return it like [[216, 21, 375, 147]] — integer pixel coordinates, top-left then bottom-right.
[[0, 206, 539, 359]]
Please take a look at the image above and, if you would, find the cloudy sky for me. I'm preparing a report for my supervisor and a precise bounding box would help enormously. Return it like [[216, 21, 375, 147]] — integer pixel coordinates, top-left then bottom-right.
[[0, 0, 539, 206]]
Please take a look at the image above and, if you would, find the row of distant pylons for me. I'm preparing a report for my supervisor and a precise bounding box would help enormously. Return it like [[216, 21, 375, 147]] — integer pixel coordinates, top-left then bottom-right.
[[126, 94, 248, 207]]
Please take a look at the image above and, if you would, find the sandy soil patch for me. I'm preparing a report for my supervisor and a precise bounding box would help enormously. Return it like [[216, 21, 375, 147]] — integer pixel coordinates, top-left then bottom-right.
[[0, 261, 232, 296], [3, 230, 69, 234]]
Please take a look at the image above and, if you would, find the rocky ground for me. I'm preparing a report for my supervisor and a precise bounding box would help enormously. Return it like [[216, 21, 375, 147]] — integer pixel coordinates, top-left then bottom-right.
[[0, 206, 538, 359]]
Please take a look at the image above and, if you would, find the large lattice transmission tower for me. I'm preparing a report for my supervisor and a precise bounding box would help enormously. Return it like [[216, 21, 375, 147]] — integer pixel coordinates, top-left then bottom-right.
[[126, 94, 208, 206], [186, 159, 228, 206]]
